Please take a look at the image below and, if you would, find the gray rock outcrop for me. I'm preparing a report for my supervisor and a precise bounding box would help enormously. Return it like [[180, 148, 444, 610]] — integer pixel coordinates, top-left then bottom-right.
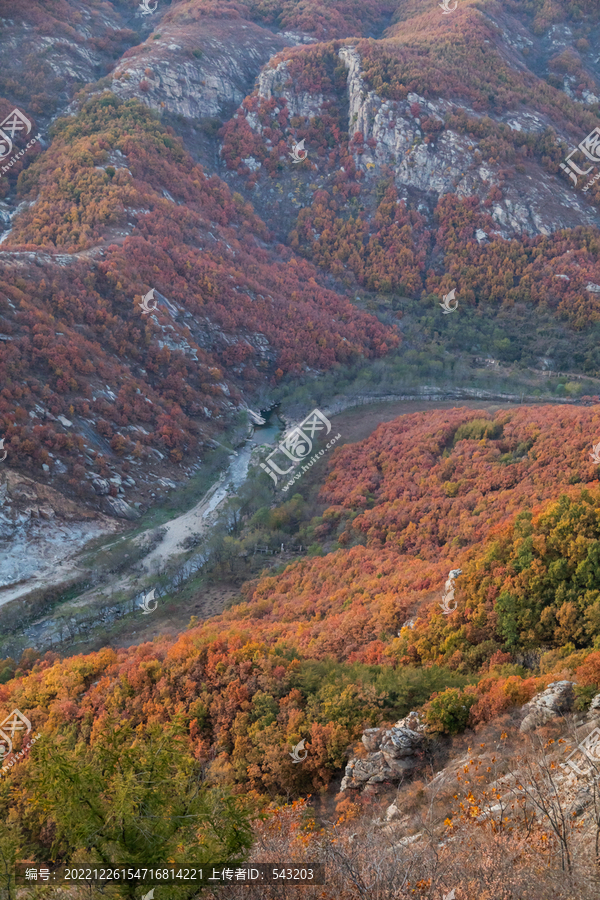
[[335, 47, 596, 239], [111, 18, 294, 120], [239, 39, 599, 239], [520, 680, 575, 733], [104, 497, 141, 520], [341, 718, 425, 791], [92, 478, 110, 496]]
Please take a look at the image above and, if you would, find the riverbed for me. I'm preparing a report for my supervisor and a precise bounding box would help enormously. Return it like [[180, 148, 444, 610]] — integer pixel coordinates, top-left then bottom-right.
[[139, 421, 282, 573]]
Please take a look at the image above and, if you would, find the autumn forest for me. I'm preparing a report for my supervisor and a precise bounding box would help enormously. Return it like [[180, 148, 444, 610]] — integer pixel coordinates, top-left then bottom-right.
[[1, 0, 600, 898]]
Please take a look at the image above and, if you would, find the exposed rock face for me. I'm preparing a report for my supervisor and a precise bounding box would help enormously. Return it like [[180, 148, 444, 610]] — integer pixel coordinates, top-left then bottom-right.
[[336, 47, 597, 239], [520, 680, 575, 733], [104, 496, 141, 520], [235, 35, 600, 239], [92, 478, 110, 496], [111, 18, 294, 120], [254, 59, 325, 122], [341, 720, 424, 790]]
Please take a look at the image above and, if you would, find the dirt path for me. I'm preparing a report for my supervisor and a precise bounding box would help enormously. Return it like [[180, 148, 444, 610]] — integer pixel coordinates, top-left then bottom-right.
[[4, 396, 537, 654], [138, 473, 227, 573]]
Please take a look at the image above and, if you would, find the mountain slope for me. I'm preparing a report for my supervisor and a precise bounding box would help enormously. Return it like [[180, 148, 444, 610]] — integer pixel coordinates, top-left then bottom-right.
[[0, 93, 395, 514]]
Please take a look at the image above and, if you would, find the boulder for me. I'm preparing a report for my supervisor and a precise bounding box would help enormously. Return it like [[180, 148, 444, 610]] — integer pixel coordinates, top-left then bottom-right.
[[385, 803, 402, 822], [395, 711, 425, 733], [520, 681, 575, 733], [381, 726, 424, 760], [92, 478, 110, 496], [362, 728, 382, 752], [104, 497, 141, 520], [342, 723, 424, 790]]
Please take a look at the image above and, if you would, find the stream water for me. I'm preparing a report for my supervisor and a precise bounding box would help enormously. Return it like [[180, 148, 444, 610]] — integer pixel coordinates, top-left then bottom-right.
[[202, 420, 282, 519]]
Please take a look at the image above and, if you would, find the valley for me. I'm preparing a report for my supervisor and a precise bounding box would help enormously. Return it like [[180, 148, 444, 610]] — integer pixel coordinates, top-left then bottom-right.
[[0, 395, 519, 659]]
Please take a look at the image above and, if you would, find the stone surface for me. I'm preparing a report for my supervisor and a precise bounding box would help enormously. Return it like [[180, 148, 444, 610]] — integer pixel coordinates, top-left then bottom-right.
[[111, 18, 294, 120], [104, 497, 141, 520], [385, 803, 402, 821], [362, 728, 382, 752], [395, 711, 426, 733], [342, 722, 424, 790], [92, 478, 110, 496], [520, 681, 575, 733]]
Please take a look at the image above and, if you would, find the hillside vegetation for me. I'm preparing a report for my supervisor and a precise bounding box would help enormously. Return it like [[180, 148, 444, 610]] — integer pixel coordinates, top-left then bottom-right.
[[3, 407, 600, 793]]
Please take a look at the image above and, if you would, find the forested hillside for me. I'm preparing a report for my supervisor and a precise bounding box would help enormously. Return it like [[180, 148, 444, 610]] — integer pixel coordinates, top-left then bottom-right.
[[0, 93, 395, 495], [2, 1, 600, 895], [3, 406, 600, 782]]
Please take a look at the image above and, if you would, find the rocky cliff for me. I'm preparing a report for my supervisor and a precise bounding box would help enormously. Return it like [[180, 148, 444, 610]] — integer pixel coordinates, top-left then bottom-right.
[[109, 15, 296, 121]]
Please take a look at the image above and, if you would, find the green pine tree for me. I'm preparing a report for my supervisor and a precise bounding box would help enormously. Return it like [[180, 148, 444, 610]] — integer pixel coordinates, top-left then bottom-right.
[[27, 721, 254, 898]]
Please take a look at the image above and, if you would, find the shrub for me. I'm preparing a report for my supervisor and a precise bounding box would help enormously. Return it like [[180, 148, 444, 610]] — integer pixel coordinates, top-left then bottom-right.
[[576, 650, 600, 687], [423, 688, 476, 734], [453, 418, 503, 443]]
